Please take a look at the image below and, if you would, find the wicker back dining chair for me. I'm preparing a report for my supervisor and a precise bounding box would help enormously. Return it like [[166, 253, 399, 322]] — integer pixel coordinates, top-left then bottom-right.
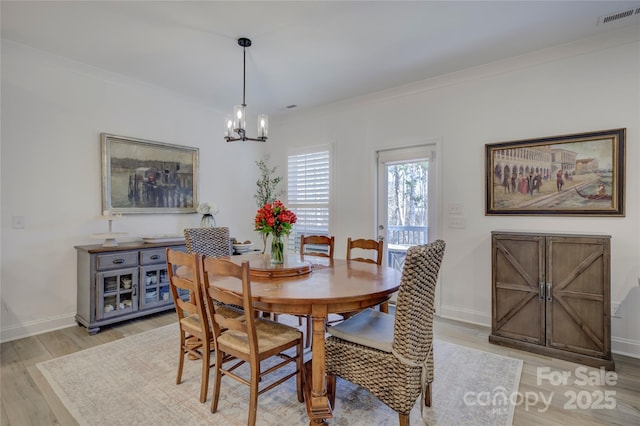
[[325, 240, 446, 426], [184, 227, 231, 257], [199, 256, 304, 426]]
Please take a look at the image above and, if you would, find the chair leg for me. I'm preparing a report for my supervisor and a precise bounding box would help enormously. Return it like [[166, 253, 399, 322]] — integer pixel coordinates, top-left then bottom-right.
[[210, 351, 223, 413], [424, 381, 432, 407], [326, 373, 336, 409], [248, 362, 260, 426], [296, 339, 304, 403], [177, 333, 185, 385], [399, 413, 410, 426], [199, 343, 210, 403]]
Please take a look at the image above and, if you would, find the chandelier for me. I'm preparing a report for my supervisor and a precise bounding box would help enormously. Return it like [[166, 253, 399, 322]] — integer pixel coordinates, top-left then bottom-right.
[[224, 37, 268, 142]]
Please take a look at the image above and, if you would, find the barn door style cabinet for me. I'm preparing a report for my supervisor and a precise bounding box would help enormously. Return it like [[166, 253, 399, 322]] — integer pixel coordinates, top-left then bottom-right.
[[489, 231, 614, 370], [76, 241, 187, 334]]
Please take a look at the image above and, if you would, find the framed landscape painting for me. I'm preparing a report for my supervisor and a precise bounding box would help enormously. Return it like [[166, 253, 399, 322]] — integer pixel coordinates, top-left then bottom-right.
[[485, 128, 625, 216], [101, 133, 199, 214]]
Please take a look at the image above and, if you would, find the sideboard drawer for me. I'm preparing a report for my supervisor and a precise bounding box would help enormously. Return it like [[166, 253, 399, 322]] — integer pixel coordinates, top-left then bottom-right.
[[96, 252, 138, 270], [140, 249, 167, 265]]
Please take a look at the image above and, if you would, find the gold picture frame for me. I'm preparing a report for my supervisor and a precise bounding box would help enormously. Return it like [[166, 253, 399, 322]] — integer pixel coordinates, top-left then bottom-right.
[[485, 128, 625, 216], [101, 133, 199, 214]]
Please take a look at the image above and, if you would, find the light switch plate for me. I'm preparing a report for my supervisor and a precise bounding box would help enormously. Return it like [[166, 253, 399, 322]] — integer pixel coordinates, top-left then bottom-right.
[[12, 216, 26, 229], [448, 216, 466, 229], [448, 203, 463, 215], [611, 302, 623, 318]]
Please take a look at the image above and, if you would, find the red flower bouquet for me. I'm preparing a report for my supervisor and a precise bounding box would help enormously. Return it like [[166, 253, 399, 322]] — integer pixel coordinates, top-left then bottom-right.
[[254, 200, 297, 264], [254, 200, 297, 237]]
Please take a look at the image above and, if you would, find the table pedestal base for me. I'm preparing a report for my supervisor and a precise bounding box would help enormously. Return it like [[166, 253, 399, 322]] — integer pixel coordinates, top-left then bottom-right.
[[304, 359, 332, 425]]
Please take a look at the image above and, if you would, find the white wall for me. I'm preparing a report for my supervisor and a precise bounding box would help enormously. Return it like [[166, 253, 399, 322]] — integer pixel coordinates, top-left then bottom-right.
[[267, 27, 640, 358], [3, 27, 639, 358], [1, 40, 264, 341]]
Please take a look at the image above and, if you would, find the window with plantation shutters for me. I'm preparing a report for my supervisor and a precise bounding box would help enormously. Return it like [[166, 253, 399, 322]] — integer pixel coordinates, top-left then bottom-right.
[[287, 147, 331, 252]]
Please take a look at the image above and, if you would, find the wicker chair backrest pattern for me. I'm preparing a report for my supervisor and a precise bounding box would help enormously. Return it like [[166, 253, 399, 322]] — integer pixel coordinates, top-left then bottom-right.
[[184, 227, 231, 257], [392, 240, 446, 363]]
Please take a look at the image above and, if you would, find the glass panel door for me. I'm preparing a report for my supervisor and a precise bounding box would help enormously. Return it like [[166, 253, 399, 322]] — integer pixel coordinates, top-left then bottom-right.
[[96, 268, 138, 319], [377, 144, 437, 271]]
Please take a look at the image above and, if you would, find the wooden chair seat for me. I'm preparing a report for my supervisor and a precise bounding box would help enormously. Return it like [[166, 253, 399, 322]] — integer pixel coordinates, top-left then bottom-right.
[[217, 318, 304, 354]]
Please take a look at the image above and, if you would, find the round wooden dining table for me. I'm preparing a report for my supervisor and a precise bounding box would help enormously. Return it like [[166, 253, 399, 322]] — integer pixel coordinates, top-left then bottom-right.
[[218, 252, 403, 425]]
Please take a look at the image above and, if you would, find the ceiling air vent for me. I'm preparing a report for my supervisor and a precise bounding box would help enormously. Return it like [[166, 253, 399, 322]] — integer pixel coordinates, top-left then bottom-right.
[[598, 7, 640, 25]]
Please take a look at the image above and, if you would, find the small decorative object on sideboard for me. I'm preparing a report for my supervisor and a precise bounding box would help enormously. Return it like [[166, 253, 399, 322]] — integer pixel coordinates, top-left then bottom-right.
[[197, 201, 219, 227], [232, 238, 254, 254], [92, 211, 128, 247]]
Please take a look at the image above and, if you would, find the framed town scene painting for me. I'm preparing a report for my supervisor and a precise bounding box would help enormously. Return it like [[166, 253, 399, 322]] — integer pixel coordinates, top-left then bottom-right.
[[485, 128, 625, 216], [101, 133, 199, 214]]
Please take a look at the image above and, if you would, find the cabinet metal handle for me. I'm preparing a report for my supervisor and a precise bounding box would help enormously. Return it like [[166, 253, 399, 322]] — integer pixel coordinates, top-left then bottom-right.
[[539, 282, 545, 300], [150, 255, 160, 260], [546, 283, 553, 302], [112, 259, 125, 264]]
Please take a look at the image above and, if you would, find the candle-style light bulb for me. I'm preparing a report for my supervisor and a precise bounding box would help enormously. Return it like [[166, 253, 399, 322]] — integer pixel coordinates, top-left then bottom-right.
[[233, 105, 246, 131], [225, 116, 233, 137], [258, 114, 269, 139]]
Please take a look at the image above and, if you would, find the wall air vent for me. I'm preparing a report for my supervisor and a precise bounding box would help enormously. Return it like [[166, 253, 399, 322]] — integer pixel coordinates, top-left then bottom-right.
[[598, 7, 640, 25]]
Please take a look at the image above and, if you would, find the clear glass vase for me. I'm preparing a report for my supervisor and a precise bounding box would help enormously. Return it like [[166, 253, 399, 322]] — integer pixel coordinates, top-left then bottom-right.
[[270, 234, 285, 264], [200, 214, 216, 227]]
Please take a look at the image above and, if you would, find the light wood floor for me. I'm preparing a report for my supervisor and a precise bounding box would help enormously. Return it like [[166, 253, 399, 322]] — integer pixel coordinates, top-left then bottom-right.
[[1, 312, 638, 425]]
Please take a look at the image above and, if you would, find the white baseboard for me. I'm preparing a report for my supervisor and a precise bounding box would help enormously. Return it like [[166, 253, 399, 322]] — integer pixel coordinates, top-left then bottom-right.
[[437, 304, 491, 327], [611, 336, 640, 359], [0, 313, 77, 343], [437, 305, 639, 359]]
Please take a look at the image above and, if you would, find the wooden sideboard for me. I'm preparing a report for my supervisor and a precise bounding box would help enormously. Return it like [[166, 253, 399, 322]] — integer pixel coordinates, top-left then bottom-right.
[[75, 241, 186, 334], [489, 231, 614, 370]]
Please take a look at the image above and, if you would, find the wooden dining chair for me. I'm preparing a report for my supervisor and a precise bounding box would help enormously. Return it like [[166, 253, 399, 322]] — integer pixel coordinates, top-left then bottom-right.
[[347, 237, 384, 265], [293, 234, 336, 347], [345, 237, 388, 313], [200, 256, 304, 426], [325, 240, 446, 426], [165, 248, 214, 403], [300, 234, 335, 258]]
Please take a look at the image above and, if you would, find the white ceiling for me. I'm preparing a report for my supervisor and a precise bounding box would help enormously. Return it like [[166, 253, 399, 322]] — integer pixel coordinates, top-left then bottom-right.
[[2, 1, 639, 117]]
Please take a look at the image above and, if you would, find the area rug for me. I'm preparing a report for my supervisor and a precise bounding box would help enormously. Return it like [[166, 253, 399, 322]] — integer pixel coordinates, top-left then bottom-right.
[[37, 323, 522, 425]]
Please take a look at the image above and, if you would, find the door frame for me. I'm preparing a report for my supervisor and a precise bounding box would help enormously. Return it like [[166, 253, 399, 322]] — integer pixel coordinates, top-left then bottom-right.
[[373, 137, 442, 311]]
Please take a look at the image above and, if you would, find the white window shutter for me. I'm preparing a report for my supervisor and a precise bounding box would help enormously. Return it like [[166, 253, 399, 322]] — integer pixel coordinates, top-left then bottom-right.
[[287, 147, 331, 251]]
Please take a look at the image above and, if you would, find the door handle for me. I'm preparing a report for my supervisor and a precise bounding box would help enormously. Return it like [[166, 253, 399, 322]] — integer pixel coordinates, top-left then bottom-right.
[[539, 282, 545, 300], [546, 283, 552, 302]]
